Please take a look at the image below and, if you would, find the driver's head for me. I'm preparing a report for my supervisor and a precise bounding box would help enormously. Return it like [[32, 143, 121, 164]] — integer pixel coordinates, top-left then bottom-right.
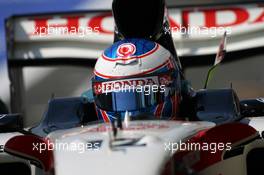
[[92, 38, 181, 122]]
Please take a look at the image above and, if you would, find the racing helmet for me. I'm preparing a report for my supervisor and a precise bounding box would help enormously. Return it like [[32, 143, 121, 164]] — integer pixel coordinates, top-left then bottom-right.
[[92, 38, 181, 122]]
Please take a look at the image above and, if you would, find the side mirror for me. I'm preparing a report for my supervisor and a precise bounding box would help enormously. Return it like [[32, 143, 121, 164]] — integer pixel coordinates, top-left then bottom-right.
[[240, 98, 264, 117], [194, 89, 240, 124], [4, 135, 54, 173], [0, 114, 23, 132]]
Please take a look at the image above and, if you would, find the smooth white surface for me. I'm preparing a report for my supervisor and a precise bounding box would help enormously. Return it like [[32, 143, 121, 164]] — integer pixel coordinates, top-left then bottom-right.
[[48, 120, 214, 175]]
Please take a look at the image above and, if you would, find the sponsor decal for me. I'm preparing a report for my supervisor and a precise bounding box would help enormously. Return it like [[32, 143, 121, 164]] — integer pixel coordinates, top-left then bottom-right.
[[86, 124, 170, 132], [59, 123, 171, 138], [117, 43, 136, 58], [116, 43, 137, 64], [24, 4, 264, 37], [93, 76, 158, 94], [93, 74, 172, 94], [13, 4, 264, 56]]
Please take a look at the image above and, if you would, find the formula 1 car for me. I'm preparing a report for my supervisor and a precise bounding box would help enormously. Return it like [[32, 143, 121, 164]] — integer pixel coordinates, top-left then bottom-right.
[[1, 0, 264, 175]]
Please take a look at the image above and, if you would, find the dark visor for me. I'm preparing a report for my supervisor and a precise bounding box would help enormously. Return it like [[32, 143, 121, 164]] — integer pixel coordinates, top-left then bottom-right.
[[92, 71, 177, 112]]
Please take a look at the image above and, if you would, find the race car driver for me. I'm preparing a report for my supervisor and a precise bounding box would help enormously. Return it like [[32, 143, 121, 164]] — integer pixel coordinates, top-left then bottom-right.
[[84, 0, 196, 122], [91, 38, 182, 122]]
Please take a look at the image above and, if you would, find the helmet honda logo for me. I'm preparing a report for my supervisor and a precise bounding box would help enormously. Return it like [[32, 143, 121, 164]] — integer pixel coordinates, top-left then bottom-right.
[[117, 43, 136, 58]]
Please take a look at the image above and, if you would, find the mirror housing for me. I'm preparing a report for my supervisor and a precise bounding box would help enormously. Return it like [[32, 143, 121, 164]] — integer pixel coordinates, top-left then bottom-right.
[[0, 114, 23, 132], [30, 97, 97, 137], [240, 98, 264, 117], [193, 89, 241, 124], [4, 135, 54, 173]]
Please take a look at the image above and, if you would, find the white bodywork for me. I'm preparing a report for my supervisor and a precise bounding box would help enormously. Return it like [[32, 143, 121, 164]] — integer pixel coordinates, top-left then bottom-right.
[[245, 117, 264, 133], [48, 120, 214, 175], [1, 118, 264, 175]]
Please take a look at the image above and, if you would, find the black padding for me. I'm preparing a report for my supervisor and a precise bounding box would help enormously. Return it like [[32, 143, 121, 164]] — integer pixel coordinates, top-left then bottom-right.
[[112, 0, 165, 38]]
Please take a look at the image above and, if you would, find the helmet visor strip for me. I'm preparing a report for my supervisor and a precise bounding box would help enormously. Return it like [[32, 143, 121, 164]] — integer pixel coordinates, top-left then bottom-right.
[[92, 71, 178, 112]]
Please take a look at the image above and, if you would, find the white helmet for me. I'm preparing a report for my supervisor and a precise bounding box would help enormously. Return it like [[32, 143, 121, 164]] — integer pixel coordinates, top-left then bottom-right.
[[92, 38, 181, 122]]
